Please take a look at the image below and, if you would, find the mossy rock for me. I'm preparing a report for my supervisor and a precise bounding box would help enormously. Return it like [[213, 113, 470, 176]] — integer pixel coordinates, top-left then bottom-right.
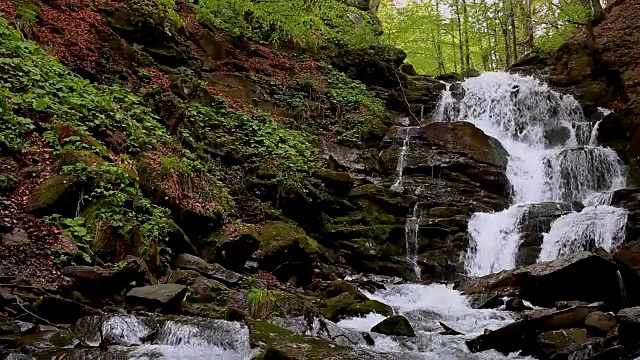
[[49, 123, 111, 156], [82, 200, 160, 268], [256, 222, 334, 285], [348, 184, 413, 215], [200, 224, 260, 272], [321, 293, 392, 321], [257, 222, 334, 261], [55, 150, 106, 171], [26, 175, 83, 217], [371, 315, 415, 337], [138, 151, 234, 236], [0, 318, 19, 336], [248, 320, 361, 360]]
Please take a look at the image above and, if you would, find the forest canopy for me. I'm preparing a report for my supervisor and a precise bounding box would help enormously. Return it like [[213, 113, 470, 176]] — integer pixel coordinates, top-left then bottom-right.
[[379, 0, 608, 74]]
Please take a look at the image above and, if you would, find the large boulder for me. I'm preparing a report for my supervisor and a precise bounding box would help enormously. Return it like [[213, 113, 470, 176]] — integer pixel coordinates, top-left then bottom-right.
[[137, 151, 233, 236], [200, 225, 260, 272], [255, 222, 334, 286], [26, 175, 83, 217], [466, 303, 602, 357], [614, 239, 640, 306], [34, 296, 102, 324], [380, 122, 510, 198], [461, 252, 624, 310], [320, 293, 392, 322], [371, 315, 416, 337]]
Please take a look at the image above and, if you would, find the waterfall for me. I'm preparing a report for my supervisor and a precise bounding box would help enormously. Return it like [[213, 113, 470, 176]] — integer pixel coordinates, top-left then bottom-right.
[[433, 72, 627, 276], [617, 270, 629, 308], [405, 203, 421, 280], [391, 126, 418, 193]]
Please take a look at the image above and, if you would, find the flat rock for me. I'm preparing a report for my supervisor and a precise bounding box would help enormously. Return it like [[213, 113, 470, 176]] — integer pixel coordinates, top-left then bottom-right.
[[126, 284, 187, 309], [1, 228, 29, 246], [172, 253, 242, 286], [585, 311, 617, 334]]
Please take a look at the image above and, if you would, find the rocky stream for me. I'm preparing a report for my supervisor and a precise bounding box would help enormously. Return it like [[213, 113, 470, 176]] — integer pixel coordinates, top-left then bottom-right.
[[4, 69, 640, 359]]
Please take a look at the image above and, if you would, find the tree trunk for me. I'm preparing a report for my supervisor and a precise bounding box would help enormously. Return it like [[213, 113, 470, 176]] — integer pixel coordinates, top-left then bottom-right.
[[509, 0, 517, 62], [591, 0, 606, 24], [463, 0, 471, 68], [455, 0, 465, 69]]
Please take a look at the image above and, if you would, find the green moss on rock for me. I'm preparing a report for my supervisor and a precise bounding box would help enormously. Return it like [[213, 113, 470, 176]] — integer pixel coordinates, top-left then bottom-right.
[[321, 293, 392, 321], [26, 175, 83, 217], [248, 320, 360, 360]]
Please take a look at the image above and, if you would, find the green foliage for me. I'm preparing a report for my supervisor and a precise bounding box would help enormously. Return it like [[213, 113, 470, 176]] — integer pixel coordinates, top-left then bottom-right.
[[183, 97, 320, 193], [157, 152, 235, 218], [0, 174, 17, 193], [277, 66, 389, 146], [48, 162, 173, 263], [195, 0, 381, 49], [43, 215, 93, 263], [247, 289, 276, 319], [0, 17, 168, 153]]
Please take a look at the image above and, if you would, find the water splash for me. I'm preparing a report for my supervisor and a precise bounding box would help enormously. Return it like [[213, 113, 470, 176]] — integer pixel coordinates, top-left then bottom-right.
[[465, 205, 529, 276], [129, 319, 251, 360], [538, 205, 627, 261], [431, 72, 627, 275], [334, 284, 532, 359]]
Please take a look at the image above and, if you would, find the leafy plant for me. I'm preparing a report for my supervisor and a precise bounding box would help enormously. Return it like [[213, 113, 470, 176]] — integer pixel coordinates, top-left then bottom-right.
[[195, 0, 381, 49]]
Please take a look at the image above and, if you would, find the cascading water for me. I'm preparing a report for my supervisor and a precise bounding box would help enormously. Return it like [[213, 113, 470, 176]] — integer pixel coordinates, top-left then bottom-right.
[[432, 72, 628, 276], [391, 126, 417, 193], [405, 203, 421, 280]]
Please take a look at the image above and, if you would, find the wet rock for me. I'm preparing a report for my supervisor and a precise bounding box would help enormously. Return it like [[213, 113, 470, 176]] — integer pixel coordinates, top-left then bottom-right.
[[371, 315, 416, 337], [462, 252, 623, 310], [26, 175, 83, 217], [466, 303, 603, 355], [616, 306, 640, 341], [15, 320, 36, 335], [556, 301, 591, 310], [439, 322, 464, 335], [322, 280, 368, 301], [18, 329, 78, 350], [516, 202, 581, 267], [34, 296, 102, 324], [505, 297, 531, 312], [171, 253, 242, 286], [125, 284, 187, 309], [537, 328, 588, 359], [585, 311, 616, 334], [468, 292, 503, 309]]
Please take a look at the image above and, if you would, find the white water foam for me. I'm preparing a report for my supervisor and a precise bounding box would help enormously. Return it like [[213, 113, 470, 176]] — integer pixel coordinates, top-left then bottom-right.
[[433, 72, 627, 275], [336, 284, 532, 359]]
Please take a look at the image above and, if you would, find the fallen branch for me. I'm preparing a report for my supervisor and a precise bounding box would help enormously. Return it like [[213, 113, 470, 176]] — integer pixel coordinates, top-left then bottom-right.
[[15, 298, 70, 331], [394, 71, 420, 124]]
